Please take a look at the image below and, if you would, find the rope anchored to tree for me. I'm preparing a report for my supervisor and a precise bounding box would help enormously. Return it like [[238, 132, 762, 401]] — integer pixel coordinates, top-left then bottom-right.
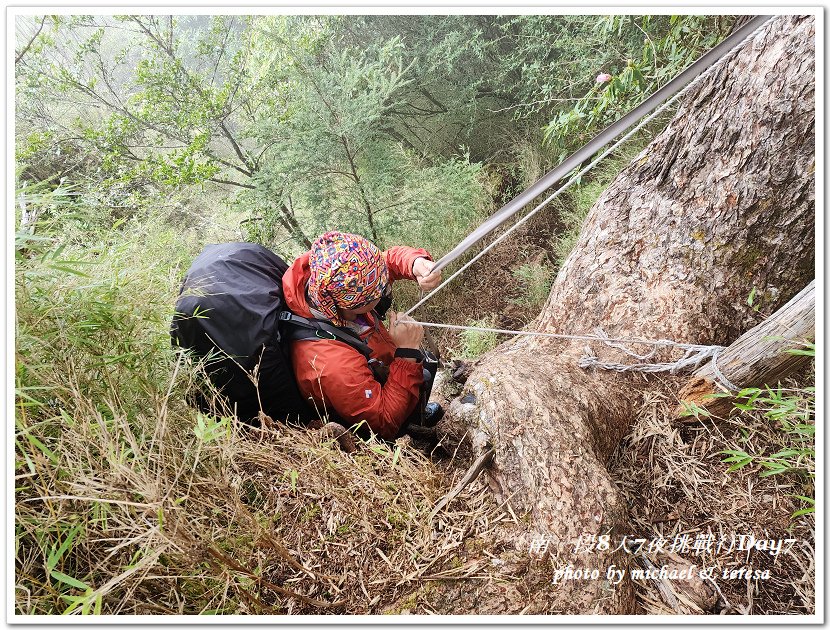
[[410, 320, 739, 390], [403, 17, 777, 389]]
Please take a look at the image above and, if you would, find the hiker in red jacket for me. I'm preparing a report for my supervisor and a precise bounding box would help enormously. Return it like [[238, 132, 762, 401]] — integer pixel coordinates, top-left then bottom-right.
[[282, 231, 443, 440]]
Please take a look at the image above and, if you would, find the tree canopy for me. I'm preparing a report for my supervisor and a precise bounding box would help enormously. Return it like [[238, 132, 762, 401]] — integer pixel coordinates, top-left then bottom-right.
[[16, 14, 731, 255]]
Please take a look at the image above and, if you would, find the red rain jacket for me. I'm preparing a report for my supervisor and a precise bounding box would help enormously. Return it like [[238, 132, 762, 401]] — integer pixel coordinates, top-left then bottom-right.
[[282, 246, 432, 440]]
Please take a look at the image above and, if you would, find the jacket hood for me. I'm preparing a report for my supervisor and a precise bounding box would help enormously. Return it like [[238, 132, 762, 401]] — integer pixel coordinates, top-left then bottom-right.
[[282, 252, 314, 318]]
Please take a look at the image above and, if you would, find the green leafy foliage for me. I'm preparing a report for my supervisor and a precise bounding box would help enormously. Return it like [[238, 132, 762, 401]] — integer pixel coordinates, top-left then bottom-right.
[[715, 344, 815, 520], [678, 401, 713, 419], [790, 495, 815, 518], [17, 16, 265, 234], [17, 14, 726, 256], [542, 16, 731, 161], [460, 318, 500, 359], [241, 17, 489, 251], [194, 413, 232, 443]]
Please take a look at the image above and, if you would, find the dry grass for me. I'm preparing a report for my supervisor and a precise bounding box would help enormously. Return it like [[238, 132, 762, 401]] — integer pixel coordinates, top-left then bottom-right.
[[230, 423, 510, 614], [13, 218, 513, 616], [15, 352, 513, 615], [609, 388, 815, 615]]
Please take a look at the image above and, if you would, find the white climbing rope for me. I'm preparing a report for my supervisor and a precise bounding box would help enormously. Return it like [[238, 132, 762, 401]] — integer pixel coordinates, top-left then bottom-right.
[[412, 320, 739, 390], [403, 18, 777, 391], [405, 16, 773, 319], [411, 320, 708, 350], [709, 348, 741, 391]]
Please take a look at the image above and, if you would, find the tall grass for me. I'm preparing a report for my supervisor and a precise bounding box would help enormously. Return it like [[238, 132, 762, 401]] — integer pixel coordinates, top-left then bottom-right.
[[14, 188, 499, 615], [510, 261, 553, 308], [16, 198, 199, 613]]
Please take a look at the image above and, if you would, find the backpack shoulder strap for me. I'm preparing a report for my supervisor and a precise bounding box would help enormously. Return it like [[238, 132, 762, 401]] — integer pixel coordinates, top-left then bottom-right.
[[278, 311, 373, 359]]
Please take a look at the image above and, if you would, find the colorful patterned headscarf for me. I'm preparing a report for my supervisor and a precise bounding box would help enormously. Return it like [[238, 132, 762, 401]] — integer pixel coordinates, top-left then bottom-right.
[[307, 231, 389, 326]]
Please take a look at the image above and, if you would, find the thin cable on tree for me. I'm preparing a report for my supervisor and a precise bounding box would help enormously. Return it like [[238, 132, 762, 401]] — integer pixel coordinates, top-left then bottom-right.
[[411, 321, 738, 390], [402, 17, 777, 387], [405, 16, 775, 318]]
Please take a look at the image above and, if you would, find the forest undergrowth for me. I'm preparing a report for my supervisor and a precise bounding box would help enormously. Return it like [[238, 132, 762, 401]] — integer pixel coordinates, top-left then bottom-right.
[[14, 206, 502, 614], [14, 12, 813, 617], [14, 141, 815, 615]]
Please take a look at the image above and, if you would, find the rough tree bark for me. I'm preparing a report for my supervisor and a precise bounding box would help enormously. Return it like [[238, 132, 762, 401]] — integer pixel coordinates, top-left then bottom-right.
[[440, 15, 815, 614]]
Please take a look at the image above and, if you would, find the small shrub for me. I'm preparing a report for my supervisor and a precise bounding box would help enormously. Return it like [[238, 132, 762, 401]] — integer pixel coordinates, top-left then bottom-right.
[[460, 318, 499, 359], [715, 343, 815, 520], [510, 261, 553, 307]]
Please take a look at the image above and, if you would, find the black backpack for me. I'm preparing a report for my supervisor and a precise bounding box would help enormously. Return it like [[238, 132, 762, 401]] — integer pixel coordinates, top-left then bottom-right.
[[171, 242, 373, 426]]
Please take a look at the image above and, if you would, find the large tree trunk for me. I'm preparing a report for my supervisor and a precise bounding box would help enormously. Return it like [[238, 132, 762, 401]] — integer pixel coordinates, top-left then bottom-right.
[[444, 15, 814, 614]]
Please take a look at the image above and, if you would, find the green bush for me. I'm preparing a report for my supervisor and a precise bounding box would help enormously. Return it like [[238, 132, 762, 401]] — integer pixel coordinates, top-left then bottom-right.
[[510, 261, 553, 308], [459, 318, 500, 359]]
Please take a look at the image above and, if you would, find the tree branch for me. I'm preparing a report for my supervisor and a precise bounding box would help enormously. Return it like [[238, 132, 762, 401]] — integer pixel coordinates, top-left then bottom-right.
[[340, 135, 380, 244], [417, 87, 448, 113], [218, 121, 254, 176], [16, 16, 47, 65], [208, 177, 256, 190], [128, 15, 256, 176], [678, 280, 816, 417]]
